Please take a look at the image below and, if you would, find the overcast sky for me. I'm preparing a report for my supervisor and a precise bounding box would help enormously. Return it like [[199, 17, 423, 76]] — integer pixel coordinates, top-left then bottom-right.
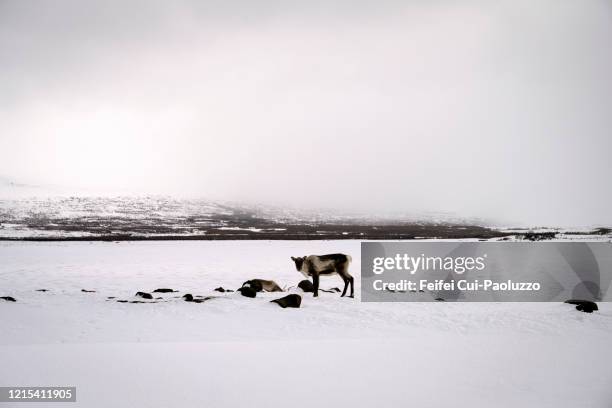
[[1, 0, 611, 226]]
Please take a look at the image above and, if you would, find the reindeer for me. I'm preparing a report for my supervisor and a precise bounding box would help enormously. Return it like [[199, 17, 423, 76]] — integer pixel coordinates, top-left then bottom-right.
[[291, 254, 354, 298], [242, 279, 283, 292]]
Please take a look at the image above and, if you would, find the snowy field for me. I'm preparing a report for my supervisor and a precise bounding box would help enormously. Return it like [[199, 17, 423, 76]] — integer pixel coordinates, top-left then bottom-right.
[[2, 240, 612, 408]]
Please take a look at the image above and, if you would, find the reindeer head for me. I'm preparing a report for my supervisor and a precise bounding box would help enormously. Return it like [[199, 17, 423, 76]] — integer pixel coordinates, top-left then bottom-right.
[[291, 256, 306, 272]]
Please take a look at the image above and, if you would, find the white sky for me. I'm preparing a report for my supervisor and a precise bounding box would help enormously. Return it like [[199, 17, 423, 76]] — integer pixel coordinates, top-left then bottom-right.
[[1, 0, 611, 226]]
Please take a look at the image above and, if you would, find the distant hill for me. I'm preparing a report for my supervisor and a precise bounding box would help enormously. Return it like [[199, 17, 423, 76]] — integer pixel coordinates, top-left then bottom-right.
[[0, 195, 504, 240]]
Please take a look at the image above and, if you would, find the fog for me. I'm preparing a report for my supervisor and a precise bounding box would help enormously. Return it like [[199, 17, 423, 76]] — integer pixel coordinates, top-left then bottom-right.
[[1, 0, 611, 226]]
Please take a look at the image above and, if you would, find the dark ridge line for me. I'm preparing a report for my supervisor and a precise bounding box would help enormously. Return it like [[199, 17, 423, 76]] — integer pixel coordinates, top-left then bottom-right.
[[0, 232, 512, 242]]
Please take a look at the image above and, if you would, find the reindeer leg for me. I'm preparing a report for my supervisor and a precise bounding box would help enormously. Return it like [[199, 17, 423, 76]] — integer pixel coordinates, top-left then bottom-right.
[[340, 276, 349, 297], [348, 276, 354, 298], [312, 273, 320, 297], [339, 262, 351, 297]]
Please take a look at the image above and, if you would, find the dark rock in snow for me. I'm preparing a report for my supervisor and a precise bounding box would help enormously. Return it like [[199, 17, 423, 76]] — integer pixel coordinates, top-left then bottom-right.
[[135, 291, 153, 299], [565, 299, 598, 313], [298, 280, 339, 294], [238, 287, 257, 298], [214, 287, 233, 293], [298, 280, 314, 292], [107, 296, 116, 299], [435, 297, 445, 301], [152, 288, 177, 293], [576, 303, 597, 313], [1, 296, 17, 302], [183, 293, 213, 303], [36, 289, 49, 292], [81, 289, 96, 293], [271, 294, 302, 308], [192, 297, 212, 303], [242, 280, 263, 292], [117, 300, 128, 303]]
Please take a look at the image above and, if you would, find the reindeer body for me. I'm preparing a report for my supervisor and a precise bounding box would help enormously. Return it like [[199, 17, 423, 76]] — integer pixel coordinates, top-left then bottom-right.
[[291, 254, 354, 298], [242, 279, 283, 292]]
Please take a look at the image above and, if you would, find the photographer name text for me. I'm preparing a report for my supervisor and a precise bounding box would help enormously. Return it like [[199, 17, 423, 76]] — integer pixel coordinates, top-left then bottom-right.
[[373, 279, 541, 292]]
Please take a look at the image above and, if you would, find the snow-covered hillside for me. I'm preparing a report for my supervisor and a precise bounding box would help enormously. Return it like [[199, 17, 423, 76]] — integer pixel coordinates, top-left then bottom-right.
[[0, 196, 510, 240], [1, 195, 610, 240]]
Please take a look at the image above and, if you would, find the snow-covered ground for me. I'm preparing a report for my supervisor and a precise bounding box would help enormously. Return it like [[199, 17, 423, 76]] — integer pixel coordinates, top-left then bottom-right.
[[1, 240, 612, 407]]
